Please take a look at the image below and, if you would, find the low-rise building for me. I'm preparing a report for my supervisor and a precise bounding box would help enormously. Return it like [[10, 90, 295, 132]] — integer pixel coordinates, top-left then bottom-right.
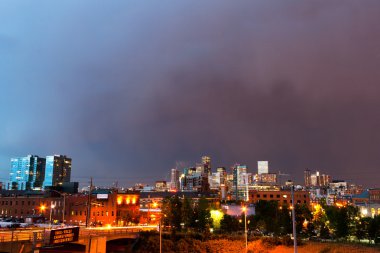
[[249, 190, 310, 207]]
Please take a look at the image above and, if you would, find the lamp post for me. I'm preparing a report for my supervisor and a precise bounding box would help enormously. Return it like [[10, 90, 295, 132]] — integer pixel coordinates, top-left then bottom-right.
[[159, 218, 162, 253], [242, 206, 247, 253], [291, 185, 298, 253], [47, 189, 67, 225], [49, 203, 56, 230]]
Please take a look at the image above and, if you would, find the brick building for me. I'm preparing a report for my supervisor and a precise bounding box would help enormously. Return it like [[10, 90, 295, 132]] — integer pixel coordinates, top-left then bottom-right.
[[0, 191, 63, 221], [0, 190, 140, 226], [249, 190, 310, 206]]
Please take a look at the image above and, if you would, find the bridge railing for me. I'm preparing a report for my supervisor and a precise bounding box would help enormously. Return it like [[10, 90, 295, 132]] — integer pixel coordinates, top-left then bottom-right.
[[0, 226, 157, 243], [80, 226, 156, 237]]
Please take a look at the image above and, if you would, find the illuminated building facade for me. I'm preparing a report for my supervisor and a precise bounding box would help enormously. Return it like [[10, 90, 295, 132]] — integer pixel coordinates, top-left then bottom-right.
[[258, 173, 277, 185], [8, 155, 46, 190], [306, 170, 331, 187], [43, 155, 72, 188], [170, 168, 180, 191], [249, 190, 310, 207], [257, 161, 268, 175], [202, 156, 211, 175], [304, 169, 311, 187], [155, 181, 167, 191]]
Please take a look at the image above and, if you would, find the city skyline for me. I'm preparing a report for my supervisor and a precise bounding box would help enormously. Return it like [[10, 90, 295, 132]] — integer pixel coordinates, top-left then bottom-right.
[[1, 1, 380, 187]]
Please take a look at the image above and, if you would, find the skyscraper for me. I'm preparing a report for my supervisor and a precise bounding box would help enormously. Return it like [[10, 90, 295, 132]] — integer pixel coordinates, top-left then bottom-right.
[[202, 156, 211, 175], [258, 161, 269, 175], [8, 155, 46, 190], [304, 169, 311, 187], [43, 155, 72, 188], [170, 168, 180, 191], [232, 164, 248, 200]]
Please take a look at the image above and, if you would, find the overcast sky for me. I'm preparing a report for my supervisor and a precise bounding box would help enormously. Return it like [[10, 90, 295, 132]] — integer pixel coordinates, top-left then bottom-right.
[[1, 1, 380, 187]]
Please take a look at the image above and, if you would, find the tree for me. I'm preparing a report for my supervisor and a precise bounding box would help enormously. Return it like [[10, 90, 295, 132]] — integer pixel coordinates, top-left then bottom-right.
[[194, 197, 211, 233], [295, 204, 312, 236], [368, 215, 380, 244], [182, 197, 194, 231], [220, 214, 240, 233], [161, 196, 183, 234], [325, 206, 349, 239], [254, 200, 280, 234], [169, 196, 183, 233], [356, 217, 370, 242]]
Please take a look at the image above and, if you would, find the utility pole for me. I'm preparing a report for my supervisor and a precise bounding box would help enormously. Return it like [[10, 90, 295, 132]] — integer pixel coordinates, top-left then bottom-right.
[[159, 218, 162, 253], [291, 185, 298, 253], [86, 177, 93, 227]]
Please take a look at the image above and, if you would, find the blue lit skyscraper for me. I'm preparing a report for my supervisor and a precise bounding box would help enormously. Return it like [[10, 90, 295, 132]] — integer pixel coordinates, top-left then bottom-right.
[[8, 155, 46, 190], [43, 155, 72, 188]]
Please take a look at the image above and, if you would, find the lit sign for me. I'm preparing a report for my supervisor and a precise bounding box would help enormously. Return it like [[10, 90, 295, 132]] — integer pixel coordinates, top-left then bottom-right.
[[49, 227, 79, 245], [97, 194, 109, 199]]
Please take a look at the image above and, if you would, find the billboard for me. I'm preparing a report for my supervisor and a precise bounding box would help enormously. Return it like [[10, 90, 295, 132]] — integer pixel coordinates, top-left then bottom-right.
[[49, 227, 80, 245], [97, 194, 109, 199]]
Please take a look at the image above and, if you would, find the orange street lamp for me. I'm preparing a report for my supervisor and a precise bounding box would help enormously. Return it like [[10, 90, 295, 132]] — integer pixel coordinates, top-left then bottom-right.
[[49, 203, 56, 230]]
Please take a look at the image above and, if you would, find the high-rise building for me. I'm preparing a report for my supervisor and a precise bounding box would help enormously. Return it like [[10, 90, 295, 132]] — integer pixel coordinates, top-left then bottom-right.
[[258, 161, 269, 175], [180, 172, 209, 192], [308, 170, 331, 187], [304, 169, 311, 187], [43, 155, 72, 188], [209, 168, 227, 190], [170, 168, 180, 191], [202, 156, 211, 175], [232, 164, 249, 200], [8, 155, 46, 190]]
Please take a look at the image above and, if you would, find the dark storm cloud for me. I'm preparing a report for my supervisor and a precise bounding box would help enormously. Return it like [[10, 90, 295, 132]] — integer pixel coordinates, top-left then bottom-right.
[[1, 1, 380, 186]]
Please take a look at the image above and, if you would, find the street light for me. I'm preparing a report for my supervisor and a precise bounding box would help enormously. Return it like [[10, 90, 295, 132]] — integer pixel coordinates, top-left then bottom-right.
[[47, 189, 67, 225], [242, 206, 248, 253], [49, 203, 56, 230]]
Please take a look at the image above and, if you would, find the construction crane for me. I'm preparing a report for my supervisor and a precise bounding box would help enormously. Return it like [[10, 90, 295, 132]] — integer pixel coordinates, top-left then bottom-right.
[[278, 171, 290, 187]]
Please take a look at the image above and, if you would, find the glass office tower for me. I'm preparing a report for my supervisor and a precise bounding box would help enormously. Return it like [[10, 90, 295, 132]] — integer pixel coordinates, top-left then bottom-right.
[[43, 155, 72, 188], [8, 155, 45, 190]]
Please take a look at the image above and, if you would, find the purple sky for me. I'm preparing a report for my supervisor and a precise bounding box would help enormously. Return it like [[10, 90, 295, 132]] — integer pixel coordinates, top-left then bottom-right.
[[1, 1, 380, 187]]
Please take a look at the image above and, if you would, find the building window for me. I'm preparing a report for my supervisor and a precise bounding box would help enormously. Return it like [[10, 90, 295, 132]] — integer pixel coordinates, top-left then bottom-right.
[[276, 195, 280, 198], [284, 200, 287, 203], [112, 211, 114, 216], [263, 195, 267, 198], [270, 195, 273, 198], [80, 211, 82, 216], [28, 201, 30, 205], [257, 194, 260, 198], [15, 201, 18, 205]]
